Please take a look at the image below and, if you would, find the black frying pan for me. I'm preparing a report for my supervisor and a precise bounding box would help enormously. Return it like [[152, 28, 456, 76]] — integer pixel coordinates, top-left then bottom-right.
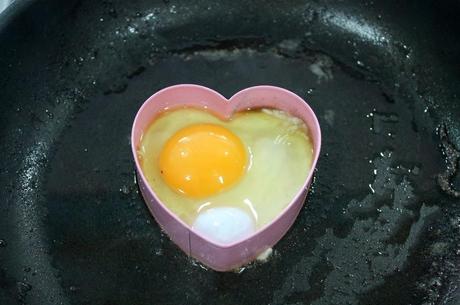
[[1, 1, 459, 304]]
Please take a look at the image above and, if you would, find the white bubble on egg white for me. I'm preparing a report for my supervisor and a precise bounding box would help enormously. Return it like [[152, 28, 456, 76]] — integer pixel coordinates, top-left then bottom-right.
[[192, 207, 256, 244]]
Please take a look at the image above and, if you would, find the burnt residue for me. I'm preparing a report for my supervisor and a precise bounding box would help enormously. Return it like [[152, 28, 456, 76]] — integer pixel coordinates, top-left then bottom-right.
[[126, 66, 146, 79], [102, 66, 146, 95], [103, 82, 128, 95], [437, 124, 460, 198], [16, 281, 32, 303]]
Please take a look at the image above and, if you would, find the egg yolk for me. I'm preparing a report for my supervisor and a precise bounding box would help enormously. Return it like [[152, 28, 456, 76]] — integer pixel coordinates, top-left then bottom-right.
[[158, 123, 247, 198]]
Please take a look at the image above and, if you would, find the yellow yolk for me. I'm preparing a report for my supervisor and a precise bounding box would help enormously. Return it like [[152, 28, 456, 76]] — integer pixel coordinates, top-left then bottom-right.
[[158, 124, 247, 198]]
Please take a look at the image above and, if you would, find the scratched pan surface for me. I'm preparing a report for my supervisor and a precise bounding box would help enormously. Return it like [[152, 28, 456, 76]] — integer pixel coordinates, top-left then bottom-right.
[[0, 1, 460, 304]]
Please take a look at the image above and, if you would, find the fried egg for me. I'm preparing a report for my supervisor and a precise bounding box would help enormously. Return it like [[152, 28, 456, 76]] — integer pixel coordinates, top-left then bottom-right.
[[138, 107, 313, 244]]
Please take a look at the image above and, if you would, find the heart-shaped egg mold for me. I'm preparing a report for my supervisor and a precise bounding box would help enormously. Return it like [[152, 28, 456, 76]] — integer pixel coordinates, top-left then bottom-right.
[[131, 84, 321, 271]]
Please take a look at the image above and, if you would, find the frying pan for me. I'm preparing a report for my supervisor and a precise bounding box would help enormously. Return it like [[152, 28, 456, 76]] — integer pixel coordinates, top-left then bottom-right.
[[0, 0, 459, 304]]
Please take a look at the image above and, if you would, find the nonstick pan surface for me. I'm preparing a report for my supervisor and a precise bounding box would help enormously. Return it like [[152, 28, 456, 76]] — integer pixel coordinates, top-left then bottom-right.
[[0, 1, 459, 305]]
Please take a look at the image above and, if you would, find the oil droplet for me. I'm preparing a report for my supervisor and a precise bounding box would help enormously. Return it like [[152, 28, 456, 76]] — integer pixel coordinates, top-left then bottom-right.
[[45, 109, 54, 119], [0, 239, 6, 247], [368, 184, 375, 193], [234, 266, 247, 274], [119, 185, 130, 195], [190, 258, 208, 271]]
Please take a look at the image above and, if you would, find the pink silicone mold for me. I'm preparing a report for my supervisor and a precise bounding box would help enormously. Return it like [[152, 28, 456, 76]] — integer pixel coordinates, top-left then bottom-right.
[[131, 84, 321, 271]]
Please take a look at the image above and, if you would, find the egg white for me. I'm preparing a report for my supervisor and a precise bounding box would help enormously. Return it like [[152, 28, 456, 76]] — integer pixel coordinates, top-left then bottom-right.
[[139, 108, 313, 228]]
